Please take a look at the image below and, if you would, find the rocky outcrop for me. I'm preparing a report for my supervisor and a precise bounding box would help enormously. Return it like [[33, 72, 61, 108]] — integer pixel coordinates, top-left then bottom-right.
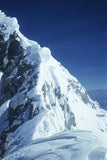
[[0, 31, 39, 157]]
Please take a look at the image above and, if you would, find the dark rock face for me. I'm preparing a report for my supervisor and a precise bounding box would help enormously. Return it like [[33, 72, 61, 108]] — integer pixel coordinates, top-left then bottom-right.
[[0, 33, 39, 158], [0, 33, 23, 104], [0, 32, 23, 72]]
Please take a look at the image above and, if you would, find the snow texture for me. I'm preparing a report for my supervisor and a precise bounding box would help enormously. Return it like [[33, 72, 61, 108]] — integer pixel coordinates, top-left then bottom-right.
[[2, 130, 107, 160], [0, 11, 107, 159]]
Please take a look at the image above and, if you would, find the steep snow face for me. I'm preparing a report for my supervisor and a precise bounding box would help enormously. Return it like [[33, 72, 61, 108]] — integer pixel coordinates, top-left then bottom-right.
[[0, 11, 107, 158]]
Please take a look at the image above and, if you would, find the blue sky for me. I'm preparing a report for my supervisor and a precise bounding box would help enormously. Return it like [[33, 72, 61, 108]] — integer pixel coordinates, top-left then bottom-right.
[[0, 0, 107, 90]]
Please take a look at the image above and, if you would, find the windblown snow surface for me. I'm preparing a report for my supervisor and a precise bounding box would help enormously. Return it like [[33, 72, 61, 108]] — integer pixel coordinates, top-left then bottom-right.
[[0, 11, 107, 159], [2, 130, 107, 160]]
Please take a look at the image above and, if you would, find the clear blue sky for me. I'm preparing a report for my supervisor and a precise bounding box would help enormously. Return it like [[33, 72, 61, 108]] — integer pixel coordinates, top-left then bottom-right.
[[0, 0, 107, 90]]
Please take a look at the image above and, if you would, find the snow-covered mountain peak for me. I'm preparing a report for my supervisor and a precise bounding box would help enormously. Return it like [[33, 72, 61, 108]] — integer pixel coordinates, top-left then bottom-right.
[[0, 11, 19, 41], [0, 12, 107, 159]]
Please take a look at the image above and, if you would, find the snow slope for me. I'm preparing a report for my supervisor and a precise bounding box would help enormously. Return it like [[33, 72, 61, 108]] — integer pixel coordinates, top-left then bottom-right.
[[2, 130, 107, 160], [88, 89, 107, 110], [0, 11, 107, 159]]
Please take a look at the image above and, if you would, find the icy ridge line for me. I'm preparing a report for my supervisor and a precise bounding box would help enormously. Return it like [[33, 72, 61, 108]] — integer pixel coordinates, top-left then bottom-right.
[[0, 11, 107, 159]]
